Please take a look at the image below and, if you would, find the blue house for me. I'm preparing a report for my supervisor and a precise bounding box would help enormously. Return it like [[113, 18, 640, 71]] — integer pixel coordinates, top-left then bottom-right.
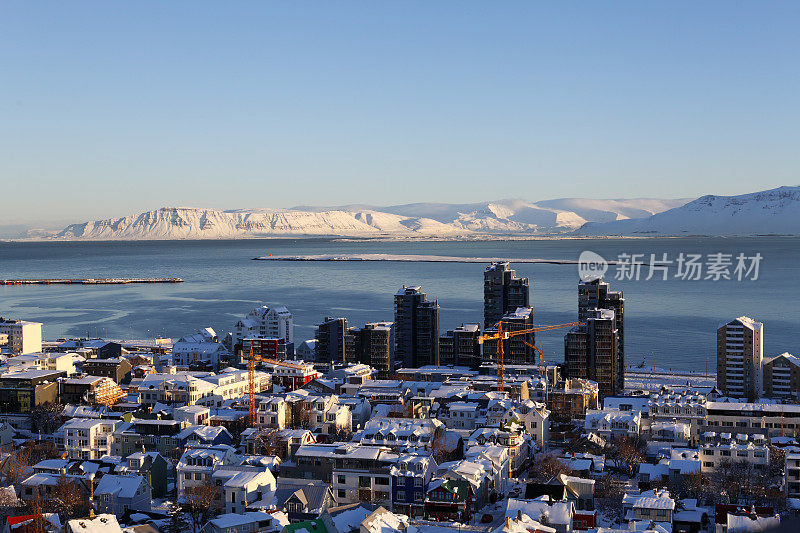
[[389, 452, 436, 518]]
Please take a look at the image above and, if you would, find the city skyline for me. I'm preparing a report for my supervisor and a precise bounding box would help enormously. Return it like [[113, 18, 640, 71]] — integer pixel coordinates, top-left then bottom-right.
[[3, 2, 799, 226]]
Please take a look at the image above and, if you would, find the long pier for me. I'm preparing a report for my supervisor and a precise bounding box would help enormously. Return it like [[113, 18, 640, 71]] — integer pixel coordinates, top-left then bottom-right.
[[0, 278, 183, 285], [253, 253, 621, 264]]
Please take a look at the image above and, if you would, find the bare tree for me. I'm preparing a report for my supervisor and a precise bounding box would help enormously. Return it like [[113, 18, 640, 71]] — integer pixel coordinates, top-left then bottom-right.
[[608, 436, 646, 477], [30, 403, 63, 435], [1, 448, 32, 485], [595, 474, 625, 525], [528, 454, 574, 482], [769, 446, 786, 478], [251, 428, 285, 457], [680, 471, 712, 502], [182, 484, 222, 533], [50, 474, 90, 520]]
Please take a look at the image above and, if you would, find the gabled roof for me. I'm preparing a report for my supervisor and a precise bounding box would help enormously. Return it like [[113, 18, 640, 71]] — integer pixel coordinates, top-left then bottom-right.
[[94, 474, 145, 499], [427, 478, 471, 501]]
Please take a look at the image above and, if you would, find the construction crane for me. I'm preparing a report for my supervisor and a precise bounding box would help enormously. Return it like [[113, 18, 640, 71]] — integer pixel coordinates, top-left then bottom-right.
[[247, 344, 260, 427], [477, 321, 583, 393], [248, 351, 308, 427]]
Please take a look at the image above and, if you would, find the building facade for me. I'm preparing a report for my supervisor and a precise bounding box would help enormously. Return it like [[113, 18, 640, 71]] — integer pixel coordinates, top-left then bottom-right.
[[762, 352, 800, 399], [578, 278, 624, 388], [354, 322, 394, 379], [483, 262, 530, 329], [439, 324, 481, 368], [717, 317, 764, 401], [0, 319, 42, 355], [394, 286, 439, 368], [565, 309, 621, 397]]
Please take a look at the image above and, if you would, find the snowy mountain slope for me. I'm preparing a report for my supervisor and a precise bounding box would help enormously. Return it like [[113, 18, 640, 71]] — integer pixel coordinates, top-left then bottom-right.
[[53, 188, 798, 240], [55, 207, 466, 240], [54, 196, 689, 240], [293, 198, 688, 230], [574, 186, 800, 236], [535, 197, 691, 222]]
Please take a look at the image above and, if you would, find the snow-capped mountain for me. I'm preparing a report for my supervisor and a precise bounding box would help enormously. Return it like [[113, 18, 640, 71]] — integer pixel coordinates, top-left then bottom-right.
[[53, 197, 689, 240], [575, 186, 800, 236]]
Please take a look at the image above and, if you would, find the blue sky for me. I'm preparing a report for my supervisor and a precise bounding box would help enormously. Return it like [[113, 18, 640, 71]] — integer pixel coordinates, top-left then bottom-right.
[[2, 2, 798, 225]]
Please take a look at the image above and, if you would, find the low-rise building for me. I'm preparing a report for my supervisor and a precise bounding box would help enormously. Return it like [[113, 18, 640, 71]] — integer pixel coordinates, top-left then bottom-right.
[[390, 452, 436, 517], [0, 369, 64, 412], [172, 328, 230, 371], [622, 489, 675, 525], [94, 474, 151, 515], [699, 432, 769, 473], [547, 379, 599, 422], [213, 468, 276, 514], [584, 409, 642, 440], [62, 417, 119, 459], [176, 444, 240, 497], [81, 358, 133, 384], [59, 376, 125, 405], [202, 511, 284, 533], [704, 400, 800, 438], [330, 444, 398, 506], [423, 479, 474, 523], [263, 360, 319, 391]]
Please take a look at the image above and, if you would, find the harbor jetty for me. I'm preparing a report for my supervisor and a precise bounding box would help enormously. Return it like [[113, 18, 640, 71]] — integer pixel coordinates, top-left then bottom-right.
[[0, 278, 183, 285]]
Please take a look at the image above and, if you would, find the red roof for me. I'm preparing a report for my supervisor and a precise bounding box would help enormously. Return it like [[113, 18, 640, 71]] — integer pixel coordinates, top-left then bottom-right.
[[8, 515, 36, 526]]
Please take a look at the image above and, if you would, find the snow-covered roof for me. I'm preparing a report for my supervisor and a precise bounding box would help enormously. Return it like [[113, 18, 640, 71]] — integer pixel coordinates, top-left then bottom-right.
[[208, 511, 276, 529], [67, 514, 123, 533], [94, 474, 144, 499], [505, 498, 573, 526]]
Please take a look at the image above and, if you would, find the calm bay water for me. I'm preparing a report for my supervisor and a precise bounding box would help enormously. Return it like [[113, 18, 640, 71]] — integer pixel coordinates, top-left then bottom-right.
[[0, 237, 797, 372]]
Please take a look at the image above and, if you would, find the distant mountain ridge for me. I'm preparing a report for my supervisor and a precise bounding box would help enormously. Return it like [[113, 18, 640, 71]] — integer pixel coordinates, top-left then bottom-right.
[[52, 197, 689, 240], [575, 186, 800, 236], [49, 187, 800, 240]]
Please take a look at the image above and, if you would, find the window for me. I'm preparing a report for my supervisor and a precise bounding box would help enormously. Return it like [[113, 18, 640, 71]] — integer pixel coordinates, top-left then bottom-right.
[[414, 477, 423, 487], [338, 490, 346, 498], [338, 475, 346, 484]]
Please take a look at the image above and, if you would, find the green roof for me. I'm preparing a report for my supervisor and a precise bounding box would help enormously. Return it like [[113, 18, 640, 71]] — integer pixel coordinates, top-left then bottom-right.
[[434, 479, 471, 501], [283, 515, 336, 533]]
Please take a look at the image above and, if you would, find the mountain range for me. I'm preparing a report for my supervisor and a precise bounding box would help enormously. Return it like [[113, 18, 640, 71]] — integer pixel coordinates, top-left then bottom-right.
[[46, 186, 800, 240]]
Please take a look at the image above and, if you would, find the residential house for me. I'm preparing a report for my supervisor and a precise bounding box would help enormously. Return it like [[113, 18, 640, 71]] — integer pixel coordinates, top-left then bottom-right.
[[93, 474, 152, 515], [269, 479, 334, 522], [176, 444, 240, 497], [423, 479, 473, 522], [203, 512, 284, 533], [390, 452, 436, 517]]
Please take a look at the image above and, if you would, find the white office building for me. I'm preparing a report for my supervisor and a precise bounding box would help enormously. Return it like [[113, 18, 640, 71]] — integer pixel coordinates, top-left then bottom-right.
[[0, 319, 42, 355], [232, 306, 294, 349]]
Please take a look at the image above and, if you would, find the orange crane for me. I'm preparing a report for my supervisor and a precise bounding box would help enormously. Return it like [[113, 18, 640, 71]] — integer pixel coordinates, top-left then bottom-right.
[[248, 351, 308, 427], [247, 344, 259, 427], [477, 321, 583, 392]]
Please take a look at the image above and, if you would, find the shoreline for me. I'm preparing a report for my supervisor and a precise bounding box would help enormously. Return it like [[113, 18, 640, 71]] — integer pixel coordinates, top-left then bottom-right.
[[3, 233, 797, 244]]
